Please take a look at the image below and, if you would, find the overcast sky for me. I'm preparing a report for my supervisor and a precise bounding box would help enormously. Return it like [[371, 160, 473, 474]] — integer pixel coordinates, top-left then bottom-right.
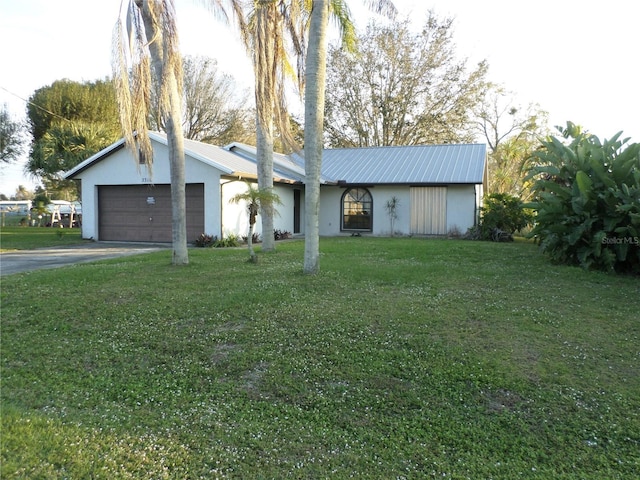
[[1, 0, 638, 196]]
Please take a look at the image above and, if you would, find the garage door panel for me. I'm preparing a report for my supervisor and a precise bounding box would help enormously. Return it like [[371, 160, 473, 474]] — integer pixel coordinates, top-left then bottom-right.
[[98, 184, 204, 242]]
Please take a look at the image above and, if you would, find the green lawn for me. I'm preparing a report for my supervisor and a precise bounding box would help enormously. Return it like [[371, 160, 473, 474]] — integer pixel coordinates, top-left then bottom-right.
[[0, 226, 87, 251], [1, 237, 638, 479]]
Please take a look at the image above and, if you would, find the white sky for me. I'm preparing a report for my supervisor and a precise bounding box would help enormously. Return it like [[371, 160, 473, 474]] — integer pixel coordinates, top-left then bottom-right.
[[1, 0, 638, 196]]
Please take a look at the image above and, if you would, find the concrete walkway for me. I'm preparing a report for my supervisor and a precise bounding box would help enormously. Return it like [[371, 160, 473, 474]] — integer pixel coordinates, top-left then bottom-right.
[[0, 243, 168, 276]]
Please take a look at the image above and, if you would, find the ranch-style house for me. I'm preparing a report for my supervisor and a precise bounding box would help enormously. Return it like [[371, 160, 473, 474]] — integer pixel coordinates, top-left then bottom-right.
[[64, 132, 487, 243]]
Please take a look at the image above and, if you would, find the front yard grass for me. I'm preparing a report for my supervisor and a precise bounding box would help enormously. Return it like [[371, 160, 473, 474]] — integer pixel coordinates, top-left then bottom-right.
[[0, 226, 86, 251], [1, 237, 639, 478]]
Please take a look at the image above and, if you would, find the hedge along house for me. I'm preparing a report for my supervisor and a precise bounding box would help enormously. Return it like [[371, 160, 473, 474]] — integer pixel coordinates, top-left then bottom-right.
[[64, 132, 487, 242]]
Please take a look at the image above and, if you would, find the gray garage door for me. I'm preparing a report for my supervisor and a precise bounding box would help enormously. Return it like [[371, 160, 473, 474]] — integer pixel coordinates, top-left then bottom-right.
[[98, 184, 204, 242]]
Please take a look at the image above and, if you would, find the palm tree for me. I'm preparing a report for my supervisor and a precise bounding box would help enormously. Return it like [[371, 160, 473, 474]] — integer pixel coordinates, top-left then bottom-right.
[[204, 1, 358, 265], [232, 1, 305, 253], [229, 181, 283, 263], [302, 0, 329, 274], [113, 0, 189, 265], [302, 0, 396, 274]]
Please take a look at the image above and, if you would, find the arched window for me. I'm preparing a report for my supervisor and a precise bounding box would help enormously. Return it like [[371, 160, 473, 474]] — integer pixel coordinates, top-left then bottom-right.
[[341, 187, 373, 231]]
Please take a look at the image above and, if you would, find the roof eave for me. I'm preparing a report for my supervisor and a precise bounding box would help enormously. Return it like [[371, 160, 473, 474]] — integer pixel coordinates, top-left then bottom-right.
[[63, 139, 126, 179]]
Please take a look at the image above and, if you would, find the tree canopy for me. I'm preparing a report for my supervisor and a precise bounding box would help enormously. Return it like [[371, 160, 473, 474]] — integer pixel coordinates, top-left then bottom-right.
[[148, 55, 254, 146], [0, 104, 26, 164], [183, 55, 253, 144], [474, 85, 549, 197], [323, 14, 488, 148], [25, 79, 121, 192]]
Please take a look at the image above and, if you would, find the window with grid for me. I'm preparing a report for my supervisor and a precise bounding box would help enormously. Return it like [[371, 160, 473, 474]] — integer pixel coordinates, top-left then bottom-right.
[[341, 187, 373, 231]]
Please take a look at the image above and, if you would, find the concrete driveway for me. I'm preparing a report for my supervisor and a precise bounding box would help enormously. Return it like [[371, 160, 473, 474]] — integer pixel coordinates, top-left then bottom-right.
[[0, 243, 168, 276]]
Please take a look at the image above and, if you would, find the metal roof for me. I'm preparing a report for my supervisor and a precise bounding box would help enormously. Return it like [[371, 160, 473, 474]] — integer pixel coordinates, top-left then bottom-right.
[[66, 134, 486, 186], [178, 136, 304, 183], [317, 144, 487, 184], [225, 143, 306, 183], [65, 133, 303, 184]]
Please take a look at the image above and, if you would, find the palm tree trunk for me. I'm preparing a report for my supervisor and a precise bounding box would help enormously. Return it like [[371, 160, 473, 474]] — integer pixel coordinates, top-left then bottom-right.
[[303, 0, 329, 275], [256, 118, 275, 252], [255, 2, 277, 253], [248, 205, 258, 263], [138, 0, 188, 265], [165, 94, 189, 265]]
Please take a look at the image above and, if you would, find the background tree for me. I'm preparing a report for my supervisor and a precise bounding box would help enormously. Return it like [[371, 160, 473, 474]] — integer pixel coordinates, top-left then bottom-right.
[[25, 79, 120, 196], [149, 55, 255, 145], [0, 104, 26, 163], [13, 184, 35, 201], [274, 115, 304, 152], [183, 55, 253, 144], [323, 14, 487, 148], [113, 0, 189, 265], [39, 177, 78, 202], [474, 85, 549, 197]]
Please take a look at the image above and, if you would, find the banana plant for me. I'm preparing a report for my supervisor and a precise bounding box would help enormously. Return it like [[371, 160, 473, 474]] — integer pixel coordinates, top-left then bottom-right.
[[525, 122, 640, 273]]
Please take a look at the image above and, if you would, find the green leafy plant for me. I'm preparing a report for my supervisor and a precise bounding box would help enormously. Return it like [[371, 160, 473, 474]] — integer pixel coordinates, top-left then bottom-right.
[[464, 224, 482, 240], [194, 233, 216, 247], [525, 122, 640, 273], [30, 200, 49, 227], [384, 196, 400, 236], [215, 233, 240, 248], [479, 193, 532, 241], [229, 181, 283, 263], [242, 232, 261, 245], [274, 229, 292, 240], [194, 233, 241, 248]]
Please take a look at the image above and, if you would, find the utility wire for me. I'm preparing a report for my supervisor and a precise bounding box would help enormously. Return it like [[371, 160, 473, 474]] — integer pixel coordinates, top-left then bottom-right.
[[1, 85, 72, 123]]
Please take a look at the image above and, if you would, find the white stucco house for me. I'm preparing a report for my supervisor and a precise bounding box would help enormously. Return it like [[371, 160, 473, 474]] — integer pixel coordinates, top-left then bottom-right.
[[64, 132, 487, 243]]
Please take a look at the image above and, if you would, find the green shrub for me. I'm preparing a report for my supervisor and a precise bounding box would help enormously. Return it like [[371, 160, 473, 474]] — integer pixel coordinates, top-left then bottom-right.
[[215, 233, 240, 248], [242, 232, 261, 245], [194, 233, 216, 247], [525, 123, 640, 274], [274, 229, 292, 240], [479, 193, 532, 241], [194, 233, 241, 248]]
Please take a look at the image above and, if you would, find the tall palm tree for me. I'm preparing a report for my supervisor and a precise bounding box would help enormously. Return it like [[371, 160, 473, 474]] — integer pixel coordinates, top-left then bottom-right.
[[301, 0, 329, 275], [229, 181, 283, 263], [198, 1, 295, 253], [113, 0, 189, 265], [205, 1, 358, 263], [303, 0, 396, 274], [247, 1, 305, 252], [250, 0, 365, 255]]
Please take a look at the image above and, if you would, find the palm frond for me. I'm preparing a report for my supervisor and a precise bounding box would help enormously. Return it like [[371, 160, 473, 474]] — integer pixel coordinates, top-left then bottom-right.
[[112, 0, 187, 175]]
